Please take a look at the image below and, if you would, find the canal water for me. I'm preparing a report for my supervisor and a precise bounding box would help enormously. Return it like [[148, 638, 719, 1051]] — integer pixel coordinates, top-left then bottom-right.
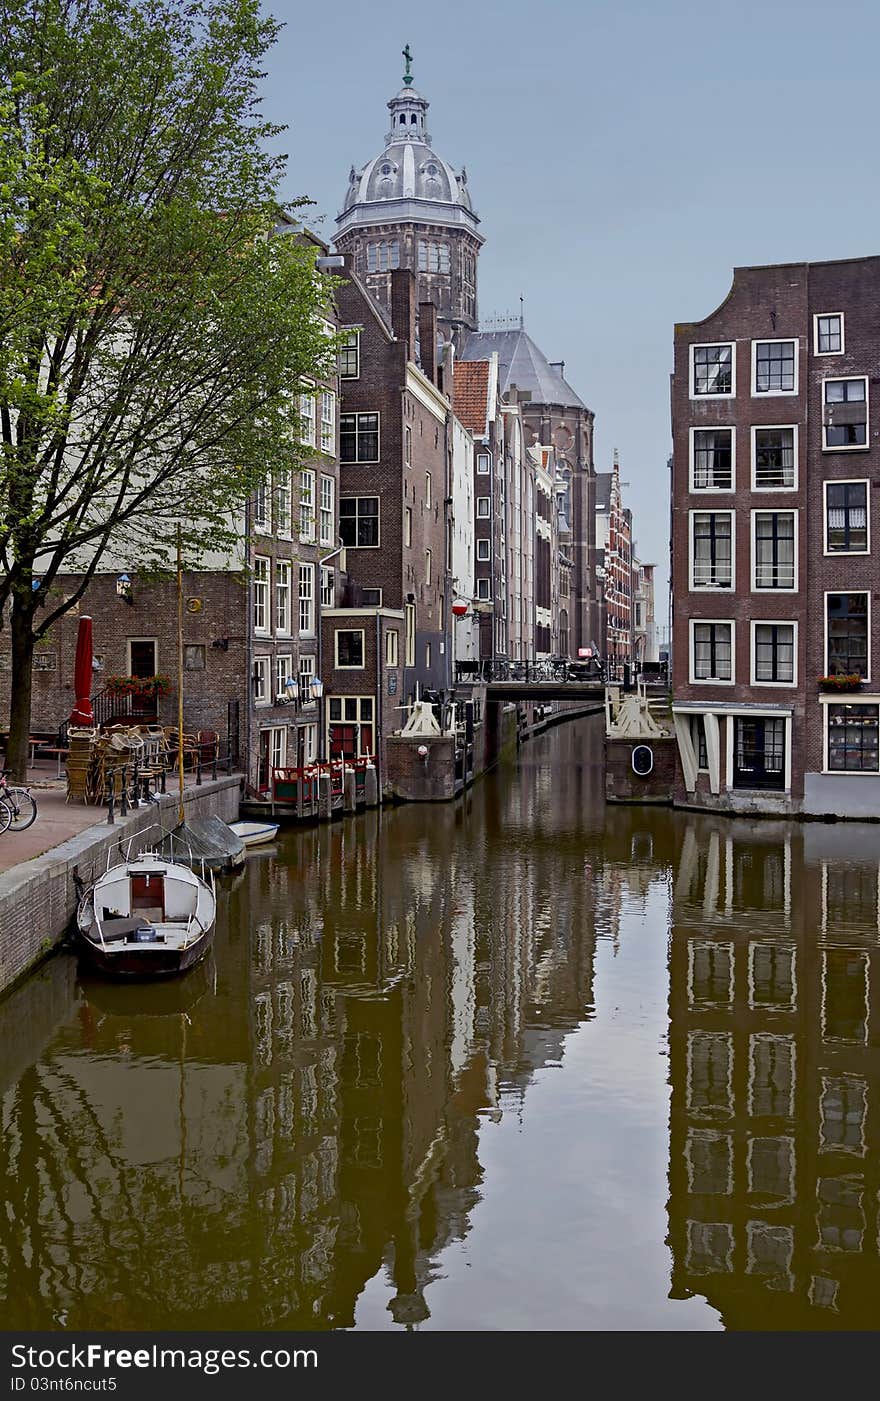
[[2, 714, 879, 1330]]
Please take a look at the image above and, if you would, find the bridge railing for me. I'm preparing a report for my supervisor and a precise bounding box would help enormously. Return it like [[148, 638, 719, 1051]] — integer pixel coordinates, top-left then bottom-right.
[[466, 658, 607, 685]]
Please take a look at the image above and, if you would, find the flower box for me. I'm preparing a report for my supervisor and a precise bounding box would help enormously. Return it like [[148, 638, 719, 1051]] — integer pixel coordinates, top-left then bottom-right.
[[105, 673, 173, 700], [818, 674, 863, 693]]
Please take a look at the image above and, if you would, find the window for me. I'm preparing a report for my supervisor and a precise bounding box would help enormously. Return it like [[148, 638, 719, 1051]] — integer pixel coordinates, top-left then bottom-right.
[[425, 549, 432, 586], [691, 429, 733, 491], [366, 241, 399, 272], [689, 714, 708, 769], [477, 538, 491, 561], [752, 623, 796, 685], [299, 388, 316, 448], [819, 1076, 865, 1153], [753, 339, 797, 394], [733, 717, 786, 789], [691, 622, 733, 682], [425, 473, 432, 509], [687, 1030, 732, 1117], [253, 480, 270, 533], [825, 480, 868, 553], [404, 424, 412, 465], [749, 944, 796, 1011], [340, 329, 360, 379], [298, 652, 315, 707], [477, 452, 491, 474], [253, 556, 269, 633], [748, 1033, 794, 1118], [691, 343, 734, 397], [320, 391, 335, 454], [319, 474, 335, 547], [753, 427, 796, 490], [690, 511, 733, 589], [273, 469, 292, 536], [340, 412, 379, 463], [405, 603, 416, 666], [826, 593, 868, 677], [183, 644, 205, 671], [404, 506, 412, 547], [320, 565, 334, 609], [823, 378, 868, 449], [298, 563, 315, 636], [386, 629, 398, 666], [302, 722, 317, 764], [360, 587, 382, 606], [253, 655, 270, 704], [476, 576, 491, 600], [477, 497, 490, 518], [276, 653, 292, 696], [336, 629, 364, 668], [753, 511, 796, 590], [299, 469, 316, 542], [826, 704, 879, 772], [418, 240, 449, 273], [340, 496, 379, 547], [275, 560, 292, 635], [814, 313, 843, 356]]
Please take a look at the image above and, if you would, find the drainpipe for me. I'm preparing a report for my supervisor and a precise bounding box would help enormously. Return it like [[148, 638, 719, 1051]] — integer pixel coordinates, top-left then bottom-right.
[[316, 541, 346, 763]]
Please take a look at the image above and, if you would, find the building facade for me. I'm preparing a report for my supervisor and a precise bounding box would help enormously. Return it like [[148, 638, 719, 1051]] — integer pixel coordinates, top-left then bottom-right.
[[671, 255, 880, 818], [595, 456, 633, 679]]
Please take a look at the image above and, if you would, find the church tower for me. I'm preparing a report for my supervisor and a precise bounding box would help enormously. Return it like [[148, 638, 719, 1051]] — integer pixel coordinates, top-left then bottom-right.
[[335, 48, 483, 343]]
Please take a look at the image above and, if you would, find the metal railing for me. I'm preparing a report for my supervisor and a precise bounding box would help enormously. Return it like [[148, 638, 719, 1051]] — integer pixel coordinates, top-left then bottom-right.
[[104, 742, 236, 824], [461, 658, 607, 685]]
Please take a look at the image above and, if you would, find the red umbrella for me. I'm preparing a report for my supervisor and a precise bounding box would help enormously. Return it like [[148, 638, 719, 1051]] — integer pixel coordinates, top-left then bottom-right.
[[70, 615, 94, 726]]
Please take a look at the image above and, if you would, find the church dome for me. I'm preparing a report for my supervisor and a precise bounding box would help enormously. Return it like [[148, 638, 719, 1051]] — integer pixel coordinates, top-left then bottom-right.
[[337, 71, 479, 238]]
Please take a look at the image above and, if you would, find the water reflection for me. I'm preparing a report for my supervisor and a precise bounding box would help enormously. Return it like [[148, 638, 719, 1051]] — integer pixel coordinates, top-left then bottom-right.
[[2, 720, 880, 1329]]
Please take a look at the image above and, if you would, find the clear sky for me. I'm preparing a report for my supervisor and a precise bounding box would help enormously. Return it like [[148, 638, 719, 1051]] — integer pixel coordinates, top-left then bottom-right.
[[261, 0, 880, 624]]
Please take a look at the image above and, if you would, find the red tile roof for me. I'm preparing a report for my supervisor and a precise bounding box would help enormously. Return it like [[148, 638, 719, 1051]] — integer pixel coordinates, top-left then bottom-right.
[[453, 359, 490, 435]]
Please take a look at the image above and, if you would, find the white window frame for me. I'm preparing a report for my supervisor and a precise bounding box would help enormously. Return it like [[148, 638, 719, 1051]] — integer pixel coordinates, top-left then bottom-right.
[[298, 652, 315, 709], [689, 426, 736, 494], [823, 376, 869, 452], [340, 495, 380, 549], [320, 390, 335, 455], [751, 337, 799, 397], [275, 560, 292, 636], [335, 628, 366, 670], [820, 694, 880, 774], [823, 478, 870, 555], [751, 509, 798, 592], [299, 382, 316, 449], [253, 480, 271, 534], [319, 474, 335, 548], [476, 496, 490, 518], [689, 509, 735, 591], [320, 565, 334, 609], [689, 341, 736, 400], [813, 312, 845, 357], [340, 411, 381, 464], [253, 556, 270, 635], [253, 655, 270, 705], [404, 604, 416, 667], [276, 653, 293, 696], [265, 725, 286, 771], [476, 538, 491, 561], [750, 620, 798, 688], [477, 452, 491, 475], [689, 618, 735, 685], [404, 505, 412, 547], [339, 328, 360, 380], [385, 628, 399, 667], [476, 576, 492, 601], [425, 549, 432, 587], [823, 590, 871, 682], [299, 469, 316, 543], [751, 424, 798, 493], [298, 563, 315, 637], [274, 468, 292, 538]]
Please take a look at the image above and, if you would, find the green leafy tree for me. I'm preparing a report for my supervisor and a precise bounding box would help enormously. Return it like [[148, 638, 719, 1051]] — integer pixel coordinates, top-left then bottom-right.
[[0, 0, 337, 777]]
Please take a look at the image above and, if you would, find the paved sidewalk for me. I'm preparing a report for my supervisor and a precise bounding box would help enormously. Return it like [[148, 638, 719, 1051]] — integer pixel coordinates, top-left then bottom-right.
[[0, 763, 223, 875]]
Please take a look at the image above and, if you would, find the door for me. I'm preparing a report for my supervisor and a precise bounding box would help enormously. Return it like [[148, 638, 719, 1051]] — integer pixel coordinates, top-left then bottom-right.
[[258, 730, 271, 792], [127, 639, 158, 719], [329, 724, 357, 760], [733, 717, 786, 791], [130, 873, 165, 919]]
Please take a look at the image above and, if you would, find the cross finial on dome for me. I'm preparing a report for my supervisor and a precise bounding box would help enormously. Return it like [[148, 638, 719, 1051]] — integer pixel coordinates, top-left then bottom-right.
[[402, 43, 413, 86]]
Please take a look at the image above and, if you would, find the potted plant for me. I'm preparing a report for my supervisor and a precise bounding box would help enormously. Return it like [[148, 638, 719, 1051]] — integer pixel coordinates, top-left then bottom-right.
[[818, 673, 863, 693]]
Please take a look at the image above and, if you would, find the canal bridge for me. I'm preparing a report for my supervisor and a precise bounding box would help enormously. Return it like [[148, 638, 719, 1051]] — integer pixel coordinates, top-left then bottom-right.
[[456, 659, 607, 705]]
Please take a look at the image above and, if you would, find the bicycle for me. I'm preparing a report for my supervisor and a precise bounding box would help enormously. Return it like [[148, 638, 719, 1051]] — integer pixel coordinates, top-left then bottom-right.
[[0, 793, 13, 835], [0, 768, 38, 830]]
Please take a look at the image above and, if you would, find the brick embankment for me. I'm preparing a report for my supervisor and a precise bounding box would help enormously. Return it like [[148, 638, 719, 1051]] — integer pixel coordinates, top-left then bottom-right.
[[0, 775, 240, 997]]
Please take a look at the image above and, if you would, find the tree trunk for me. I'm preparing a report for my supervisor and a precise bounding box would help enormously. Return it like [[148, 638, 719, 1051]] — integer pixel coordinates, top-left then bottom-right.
[[7, 595, 36, 783]]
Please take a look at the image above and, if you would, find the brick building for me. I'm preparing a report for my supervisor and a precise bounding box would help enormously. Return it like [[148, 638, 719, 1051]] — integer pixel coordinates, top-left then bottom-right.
[[595, 455, 633, 678], [671, 254, 880, 817]]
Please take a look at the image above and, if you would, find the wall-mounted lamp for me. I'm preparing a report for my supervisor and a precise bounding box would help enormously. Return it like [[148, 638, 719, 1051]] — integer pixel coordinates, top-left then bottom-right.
[[310, 676, 325, 701], [116, 573, 133, 605], [211, 637, 229, 651], [284, 676, 299, 703]]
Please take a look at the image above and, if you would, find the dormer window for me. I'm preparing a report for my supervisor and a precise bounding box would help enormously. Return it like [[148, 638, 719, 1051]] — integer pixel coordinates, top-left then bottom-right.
[[381, 163, 392, 176], [426, 163, 437, 176]]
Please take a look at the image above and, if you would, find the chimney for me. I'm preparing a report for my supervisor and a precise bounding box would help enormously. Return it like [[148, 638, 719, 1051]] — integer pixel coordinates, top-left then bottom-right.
[[550, 360, 565, 375], [391, 268, 417, 363], [418, 302, 438, 386]]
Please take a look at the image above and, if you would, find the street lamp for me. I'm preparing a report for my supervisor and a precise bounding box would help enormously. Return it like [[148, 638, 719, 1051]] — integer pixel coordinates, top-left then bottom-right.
[[310, 676, 325, 761]]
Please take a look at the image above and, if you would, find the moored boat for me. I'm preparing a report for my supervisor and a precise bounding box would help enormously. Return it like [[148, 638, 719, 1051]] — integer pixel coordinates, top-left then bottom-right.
[[76, 850, 216, 979], [228, 819, 280, 849]]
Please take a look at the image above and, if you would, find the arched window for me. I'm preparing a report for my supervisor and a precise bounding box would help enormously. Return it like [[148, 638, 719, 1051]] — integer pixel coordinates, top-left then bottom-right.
[[366, 244, 378, 273], [400, 114, 406, 125], [410, 113, 417, 124]]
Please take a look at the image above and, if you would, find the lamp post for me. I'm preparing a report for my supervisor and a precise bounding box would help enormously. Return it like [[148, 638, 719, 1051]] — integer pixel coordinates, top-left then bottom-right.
[[310, 675, 325, 762]]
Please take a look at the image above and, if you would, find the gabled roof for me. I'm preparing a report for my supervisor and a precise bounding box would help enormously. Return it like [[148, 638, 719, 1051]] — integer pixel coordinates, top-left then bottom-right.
[[459, 327, 588, 411], [453, 359, 491, 435]]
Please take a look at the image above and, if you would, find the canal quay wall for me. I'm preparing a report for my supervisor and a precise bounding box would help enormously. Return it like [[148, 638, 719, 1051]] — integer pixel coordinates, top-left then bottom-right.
[[0, 775, 240, 997]]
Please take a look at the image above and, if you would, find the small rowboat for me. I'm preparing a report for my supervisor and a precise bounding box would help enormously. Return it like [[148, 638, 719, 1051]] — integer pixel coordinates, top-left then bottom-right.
[[229, 820, 280, 849], [76, 850, 216, 979]]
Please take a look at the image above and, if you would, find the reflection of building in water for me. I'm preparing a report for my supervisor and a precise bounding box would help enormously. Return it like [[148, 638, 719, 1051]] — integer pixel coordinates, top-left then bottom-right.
[[0, 731, 603, 1331], [668, 820, 880, 1328]]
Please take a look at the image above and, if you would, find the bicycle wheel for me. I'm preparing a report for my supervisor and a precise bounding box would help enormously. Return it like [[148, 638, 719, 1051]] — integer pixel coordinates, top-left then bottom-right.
[[5, 787, 37, 831], [0, 797, 12, 835]]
